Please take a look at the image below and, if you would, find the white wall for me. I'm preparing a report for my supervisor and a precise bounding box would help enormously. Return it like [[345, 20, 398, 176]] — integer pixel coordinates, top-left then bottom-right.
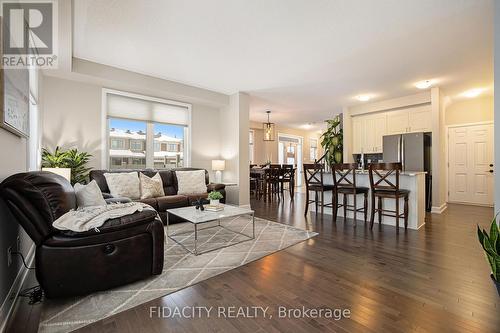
[[220, 92, 250, 206], [445, 96, 493, 125], [0, 73, 42, 329], [42, 72, 223, 180]]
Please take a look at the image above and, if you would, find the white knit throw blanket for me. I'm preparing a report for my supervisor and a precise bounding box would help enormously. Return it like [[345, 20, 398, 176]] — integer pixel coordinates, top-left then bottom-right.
[[53, 202, 155, 232]]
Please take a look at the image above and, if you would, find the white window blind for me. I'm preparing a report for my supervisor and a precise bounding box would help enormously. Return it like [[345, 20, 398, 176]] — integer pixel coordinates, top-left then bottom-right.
[[107, 93, 189, 126]]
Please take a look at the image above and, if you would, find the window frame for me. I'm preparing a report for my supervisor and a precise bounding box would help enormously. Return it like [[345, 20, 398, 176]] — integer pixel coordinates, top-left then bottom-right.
[[102, 89, 192, 169]]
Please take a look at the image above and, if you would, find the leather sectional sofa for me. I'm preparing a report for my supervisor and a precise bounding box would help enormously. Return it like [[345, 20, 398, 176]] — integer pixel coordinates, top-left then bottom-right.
[[89, 168, 226, 224], [0, 172, 164, 298]]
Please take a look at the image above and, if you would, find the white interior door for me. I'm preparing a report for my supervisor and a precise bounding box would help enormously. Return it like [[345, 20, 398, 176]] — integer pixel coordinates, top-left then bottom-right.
[[448, 124, 494, 206]]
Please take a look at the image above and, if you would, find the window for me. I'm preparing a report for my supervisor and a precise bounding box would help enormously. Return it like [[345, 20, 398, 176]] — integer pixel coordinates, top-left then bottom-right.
[[130, 140, 143, 151], [111, 139, 124, 149], [310, 138, 318, 161], [108, 119, 146, 169], [153, 122, 185, 168], [106, 90, 190, 170], [249, 130, 255, 164]]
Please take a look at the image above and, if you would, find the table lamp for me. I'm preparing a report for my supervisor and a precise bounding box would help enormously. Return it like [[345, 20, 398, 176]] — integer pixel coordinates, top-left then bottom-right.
[[212, 160, 225, 183]]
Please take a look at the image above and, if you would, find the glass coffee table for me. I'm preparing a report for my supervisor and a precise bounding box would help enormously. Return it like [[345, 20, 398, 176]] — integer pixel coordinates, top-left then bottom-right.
[[166, 205, 255, 255]]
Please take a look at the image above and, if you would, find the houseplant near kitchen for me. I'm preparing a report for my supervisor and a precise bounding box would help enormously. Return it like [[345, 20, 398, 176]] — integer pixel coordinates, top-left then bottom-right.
[[321, 114, 343, 164], [477, 217, 500, 296], [208, 190, 223, 206], [42, 146, 92, 185]]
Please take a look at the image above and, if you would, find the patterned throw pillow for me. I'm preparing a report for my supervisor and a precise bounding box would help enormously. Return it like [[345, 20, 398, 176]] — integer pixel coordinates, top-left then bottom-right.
[[140, 172, 165, 199], [104, 172, 141, 200], [175, 170, 207, 195]]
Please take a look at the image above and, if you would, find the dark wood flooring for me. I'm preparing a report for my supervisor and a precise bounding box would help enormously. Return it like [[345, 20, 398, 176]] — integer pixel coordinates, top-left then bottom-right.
[[8, 193, 500, 333]]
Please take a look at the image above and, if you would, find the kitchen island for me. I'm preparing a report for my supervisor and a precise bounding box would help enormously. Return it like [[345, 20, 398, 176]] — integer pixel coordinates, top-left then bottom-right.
[[310, 170, 426, 230]]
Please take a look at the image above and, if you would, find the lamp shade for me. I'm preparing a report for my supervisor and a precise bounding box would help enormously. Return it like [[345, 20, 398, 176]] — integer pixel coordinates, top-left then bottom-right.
[[212, 160, 225, 171], [42, 167, 71, 182]]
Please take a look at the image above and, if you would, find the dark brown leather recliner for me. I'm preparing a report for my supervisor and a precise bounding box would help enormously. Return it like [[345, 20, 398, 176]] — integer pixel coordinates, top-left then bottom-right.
[[90, 168, 226, 224], [0, 171, 164, 298]]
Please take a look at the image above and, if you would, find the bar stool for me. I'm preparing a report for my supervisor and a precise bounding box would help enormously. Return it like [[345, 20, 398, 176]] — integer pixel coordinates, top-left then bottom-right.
[[303, 163, 335, 216], [331, 163, 369, 225], [368, 163, 409, 230]]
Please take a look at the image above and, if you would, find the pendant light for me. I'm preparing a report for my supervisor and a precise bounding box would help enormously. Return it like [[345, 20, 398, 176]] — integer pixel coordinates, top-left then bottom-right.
[[263, 110, 275, 141]]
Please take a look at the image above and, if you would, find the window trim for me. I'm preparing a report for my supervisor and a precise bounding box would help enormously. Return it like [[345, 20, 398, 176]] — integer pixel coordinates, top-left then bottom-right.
[[102, 88, 192, 169]]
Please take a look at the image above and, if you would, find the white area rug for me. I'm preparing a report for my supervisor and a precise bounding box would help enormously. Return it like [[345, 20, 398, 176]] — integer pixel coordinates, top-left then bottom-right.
[[38, 216, 317, 333]]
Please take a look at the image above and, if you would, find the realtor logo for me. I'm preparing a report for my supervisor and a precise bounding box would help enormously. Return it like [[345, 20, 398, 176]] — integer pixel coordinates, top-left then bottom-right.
[[1, 0, 58, 68]]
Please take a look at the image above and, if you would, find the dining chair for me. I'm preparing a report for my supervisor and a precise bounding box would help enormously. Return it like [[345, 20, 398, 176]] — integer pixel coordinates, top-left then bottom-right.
[[303, 163, 335, 216], [368, 163, 410, 230], [331, 163, 369, 225]]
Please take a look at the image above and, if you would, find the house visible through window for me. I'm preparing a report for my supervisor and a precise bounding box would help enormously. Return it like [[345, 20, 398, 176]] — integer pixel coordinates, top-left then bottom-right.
[[106, 90, 190, 170]]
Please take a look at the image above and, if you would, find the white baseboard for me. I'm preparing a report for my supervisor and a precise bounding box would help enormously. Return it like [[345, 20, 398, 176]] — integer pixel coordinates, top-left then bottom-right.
[[431, 203, 448, 214], [0, 244, 35, 332]]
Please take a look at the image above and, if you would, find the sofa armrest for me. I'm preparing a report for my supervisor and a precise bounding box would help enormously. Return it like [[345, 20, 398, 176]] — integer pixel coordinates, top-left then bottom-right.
[[207, 183, 226, 191]]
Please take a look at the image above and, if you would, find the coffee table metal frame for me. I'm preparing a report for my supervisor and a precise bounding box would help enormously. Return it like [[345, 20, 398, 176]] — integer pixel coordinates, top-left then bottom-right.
[[166, 206, 255, 255]]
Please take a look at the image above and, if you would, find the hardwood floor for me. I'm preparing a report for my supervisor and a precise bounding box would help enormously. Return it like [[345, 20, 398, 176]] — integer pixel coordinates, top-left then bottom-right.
[[8, 193, 500, 332]]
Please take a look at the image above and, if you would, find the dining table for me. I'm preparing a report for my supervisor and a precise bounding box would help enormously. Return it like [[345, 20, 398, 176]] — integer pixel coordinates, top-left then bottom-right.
[[250, 166, 296, 201]]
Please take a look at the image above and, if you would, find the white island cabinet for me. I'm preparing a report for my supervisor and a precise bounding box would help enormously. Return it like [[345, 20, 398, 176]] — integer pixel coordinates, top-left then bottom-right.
[[310, 171, 426, 230]]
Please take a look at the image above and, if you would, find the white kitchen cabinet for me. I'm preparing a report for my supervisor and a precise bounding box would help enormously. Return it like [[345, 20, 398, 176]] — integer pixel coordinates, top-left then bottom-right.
[[351, 112, 386, 154], [352, 117, 365, 154], [408, 107, 432, 132], [386, 109, 409, 134], [351, 105, 432, 156], [386, 106, 432, 134]]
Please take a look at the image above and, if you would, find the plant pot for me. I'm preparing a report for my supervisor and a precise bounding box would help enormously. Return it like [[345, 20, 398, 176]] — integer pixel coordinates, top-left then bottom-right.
[[210, 199, 220, 206], [491, 274, 500, 297]]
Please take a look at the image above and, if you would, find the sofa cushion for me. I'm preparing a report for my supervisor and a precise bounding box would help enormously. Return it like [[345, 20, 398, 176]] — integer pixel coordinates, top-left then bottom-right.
[[140, 172, 165, 199], [157, 195, 189, 211], [175, 170, 207, 195], [104, 172, 141, 199], [74, 180, 107, 208]]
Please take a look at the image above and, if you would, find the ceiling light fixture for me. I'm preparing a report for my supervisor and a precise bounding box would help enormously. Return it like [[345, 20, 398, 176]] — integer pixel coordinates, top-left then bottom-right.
[[263, 110, 275, 141], [461, 88, 484, 98], [356, 95, 372, 102], [415, 80, 434, 89]]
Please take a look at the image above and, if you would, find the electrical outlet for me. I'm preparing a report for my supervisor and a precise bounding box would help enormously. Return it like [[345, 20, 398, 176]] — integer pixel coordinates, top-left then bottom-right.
[[7, 246, 12, 267], [16, 236, 21, 252]]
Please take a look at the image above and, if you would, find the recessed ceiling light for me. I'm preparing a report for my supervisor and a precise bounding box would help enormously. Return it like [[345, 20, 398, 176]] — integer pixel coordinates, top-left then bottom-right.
[[356, 95, 372, 102], [303, 123, 313, 129], [461, 88, 484, 98], [415, 80, 434, 89]]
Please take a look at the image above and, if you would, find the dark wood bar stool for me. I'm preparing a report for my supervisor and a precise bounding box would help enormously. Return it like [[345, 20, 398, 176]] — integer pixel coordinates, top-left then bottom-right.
[[368, 163, 410, 230], [331, 163, 369, 225], [280, 164, 295, 199], [303, 163, 335, 216]]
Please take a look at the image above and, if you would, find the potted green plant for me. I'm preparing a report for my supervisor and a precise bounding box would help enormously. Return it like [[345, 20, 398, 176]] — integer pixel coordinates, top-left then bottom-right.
[[208, 191, 223, 206], [477, 216, 500, 296], [42, 146, 93, 185], [320, 115, 343, 164]]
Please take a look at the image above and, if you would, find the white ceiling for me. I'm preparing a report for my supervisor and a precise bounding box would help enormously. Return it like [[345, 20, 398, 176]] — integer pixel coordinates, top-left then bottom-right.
[[73, 0, 493, 129]]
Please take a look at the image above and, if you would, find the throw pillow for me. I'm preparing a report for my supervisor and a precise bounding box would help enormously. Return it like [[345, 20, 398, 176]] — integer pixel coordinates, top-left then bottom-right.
[[104, 172, 141, 200], [176, 170, 207, 195], [140, 172, 165, 199], [74, 180, 107, 208]]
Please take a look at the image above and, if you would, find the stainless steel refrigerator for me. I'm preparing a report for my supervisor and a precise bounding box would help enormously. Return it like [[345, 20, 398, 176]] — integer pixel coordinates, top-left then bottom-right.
[[382, 132, 431, 172], [383, 132, 432, 210]]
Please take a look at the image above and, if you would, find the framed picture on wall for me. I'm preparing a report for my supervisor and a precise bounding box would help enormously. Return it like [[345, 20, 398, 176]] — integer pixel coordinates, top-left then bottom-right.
[[0, 68, 30, 138], [0, 16, 30, 138]]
